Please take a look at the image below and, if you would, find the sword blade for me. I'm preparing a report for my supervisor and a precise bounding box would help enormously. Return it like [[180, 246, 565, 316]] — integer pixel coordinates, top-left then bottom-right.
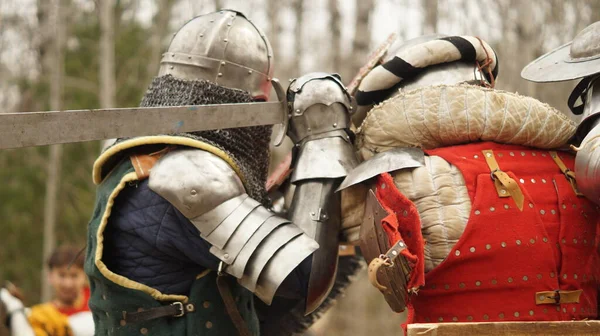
[[0, 102, 283, 149]]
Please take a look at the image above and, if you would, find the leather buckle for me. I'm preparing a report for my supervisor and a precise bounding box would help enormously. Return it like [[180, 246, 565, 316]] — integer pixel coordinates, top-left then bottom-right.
[[172, 302, 185, 317]]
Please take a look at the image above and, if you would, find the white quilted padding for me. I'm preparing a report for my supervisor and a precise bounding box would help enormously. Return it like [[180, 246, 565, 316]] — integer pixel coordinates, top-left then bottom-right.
[[356, 84, 576, 160]]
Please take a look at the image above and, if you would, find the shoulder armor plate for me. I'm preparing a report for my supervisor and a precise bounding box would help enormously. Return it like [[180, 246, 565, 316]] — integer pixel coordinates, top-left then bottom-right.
[[148, 148, 245, 218]]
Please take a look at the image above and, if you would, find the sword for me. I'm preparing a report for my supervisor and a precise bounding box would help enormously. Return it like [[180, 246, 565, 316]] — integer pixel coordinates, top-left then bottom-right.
[[0, 80, 289, 150]]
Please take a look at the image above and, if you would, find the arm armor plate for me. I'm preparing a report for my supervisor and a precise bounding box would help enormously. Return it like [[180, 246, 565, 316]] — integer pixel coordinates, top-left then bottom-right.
[[286, 73, 359, 313], [149, 149, 318, 305], [575, 122, 600, 205]]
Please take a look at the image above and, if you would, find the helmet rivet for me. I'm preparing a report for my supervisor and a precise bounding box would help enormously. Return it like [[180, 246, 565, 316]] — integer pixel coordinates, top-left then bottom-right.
[[224, 39, 228, 42], [171, 53, 175, 57], [227, 23, 232, 26], [333, 123, 338, 127], [199, 34, 204, 37], [218, 73, 223, 77], [248, 70, 253, 74], [169, 66, 174, 70], [210, 20, 214, 23], [188, 56, 192, 60], [221, 61, 226, 65], [295, 109, 301, 113]]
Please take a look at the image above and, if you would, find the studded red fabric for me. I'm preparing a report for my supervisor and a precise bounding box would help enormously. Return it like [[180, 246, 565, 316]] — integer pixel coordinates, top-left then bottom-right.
[[376, 142, 600, 324]]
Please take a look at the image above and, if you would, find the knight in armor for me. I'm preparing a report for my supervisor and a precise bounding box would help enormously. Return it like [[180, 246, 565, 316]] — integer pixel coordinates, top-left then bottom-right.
[[85, 10, 357, 336], [340, 33, 600, 327], [522, 21, 600, 207]]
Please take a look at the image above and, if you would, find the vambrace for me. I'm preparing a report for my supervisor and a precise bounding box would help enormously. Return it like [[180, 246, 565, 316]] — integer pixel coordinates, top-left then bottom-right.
[[575, 121, 600, 205], [286, 73, 359, 314], [148, 148, 318, 305]]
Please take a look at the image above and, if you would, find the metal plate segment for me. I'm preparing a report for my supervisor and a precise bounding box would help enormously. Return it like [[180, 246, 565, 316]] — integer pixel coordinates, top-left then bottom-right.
[[228, 217, 291, 279], [202, 197, 260, 249]]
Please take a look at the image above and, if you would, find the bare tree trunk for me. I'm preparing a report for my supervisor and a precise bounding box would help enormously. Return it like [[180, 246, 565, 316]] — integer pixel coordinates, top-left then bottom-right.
[[351, 0, 374, 78], [99, 0, 116, 109], [293, 0, 304, 73], [41, 0, 65, 303], [422, 0, 438, 35], [147, 0, 176, 81], [329, 0, 341, 74], [267, 0, 281, 63]]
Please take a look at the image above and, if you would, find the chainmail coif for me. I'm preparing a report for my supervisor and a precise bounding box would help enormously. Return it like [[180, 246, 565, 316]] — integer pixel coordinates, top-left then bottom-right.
[[115, 74, 272, 205]]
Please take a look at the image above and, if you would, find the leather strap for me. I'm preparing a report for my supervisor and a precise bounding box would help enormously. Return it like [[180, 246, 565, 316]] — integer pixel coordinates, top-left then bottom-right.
[[367, 240, 408, 291], [549, 151, 583, 196], [482, 150, 525, 210], [123, 301, 193, 324], [535, 289, 583, 305], [130, 146, 174, 180], [216, 275, 252, 336]]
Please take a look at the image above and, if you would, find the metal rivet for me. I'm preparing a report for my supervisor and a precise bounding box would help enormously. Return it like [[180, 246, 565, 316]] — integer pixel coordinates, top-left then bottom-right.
[[562, 308, 567, 313], [210, 19, 214, 22], [572, 204, 577, 208], [444, 284, 450, 290], [188, 56, 192, 60], [520, 178, 525, 183], [514, 312, 520, 317], [550, 272, 555, 278], [538, 294, 546, 301], [516, 240, 521, 245], [510, 152, 515, 156], [537, 274, 542, 279], [483, 314, 489, 320], [542, 178, 547, 183], [542, 153, 547, 157], [221, 61, 226, 65], [584, 239, 588, 245], [530, 239, 535, 244], [203, 301, 210, 308], [573, 307, 577, 313], [504, 204, 509, 209], [562, 204, 567, 209], [573, 238, 578, 244], [467, 316, 473, 321], [171, 53, 175, 57], [574, 274, 578, 279], [563, 274, 567, 279], [531, 178, 536, 183], [186, 304, 195, 312], [521, 152, 526, 156], [391, 250, 398, 256], [475, 210, 481, 215], [562, 238, 566, 244], [486, 152, 492, 157], [452, 317, 458, 321], [486, 244, 491, 250], [540, 209, 546, 215], [438, 317, 444, 322], [105, 311, 109, 317], [141, 328, 148, 335], [475, 281, 481, 286], [102, 294, 107, 300], [543, 237, 548, 243], [190, 189, 197, 196], [455, 250, 461, 256], [498, 153, 503, 157], [218, 72, 223, 77], [551, 209, 556, 215], [206, 321, 213, 329], [508, 277, 513, 283], [403, 210, 408, 217], [169, 65, 174, 69], [333, 123, 338, 127], [501, 242, 507, 248], [381, 183, 386, 189], [307, 127, 311, 131], [459, 282, 466, 288], [490, 207, 495, 212], [223, 253, 229, 259], [523, 276, 528, 281], [224, 39, 228, 42], [491, 279, 497, 285], [500, 189, 507, 195], [120, 320, 126, 326], [248, 70, 253, 74], [556, 306, 561, 312], [474, 155, 479, 159], [529, 203, 534, 208], [200, 34, 204, 37], [499, 313, 505, 319], [470, 247, 476, 253]]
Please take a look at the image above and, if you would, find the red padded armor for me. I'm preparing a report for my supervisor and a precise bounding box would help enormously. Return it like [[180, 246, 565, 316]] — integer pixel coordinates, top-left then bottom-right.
[[376, 142, 600, 324]]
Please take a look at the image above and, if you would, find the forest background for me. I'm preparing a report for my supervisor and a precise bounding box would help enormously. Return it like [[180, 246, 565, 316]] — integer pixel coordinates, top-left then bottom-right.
[[1, 0, 599, 334]]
